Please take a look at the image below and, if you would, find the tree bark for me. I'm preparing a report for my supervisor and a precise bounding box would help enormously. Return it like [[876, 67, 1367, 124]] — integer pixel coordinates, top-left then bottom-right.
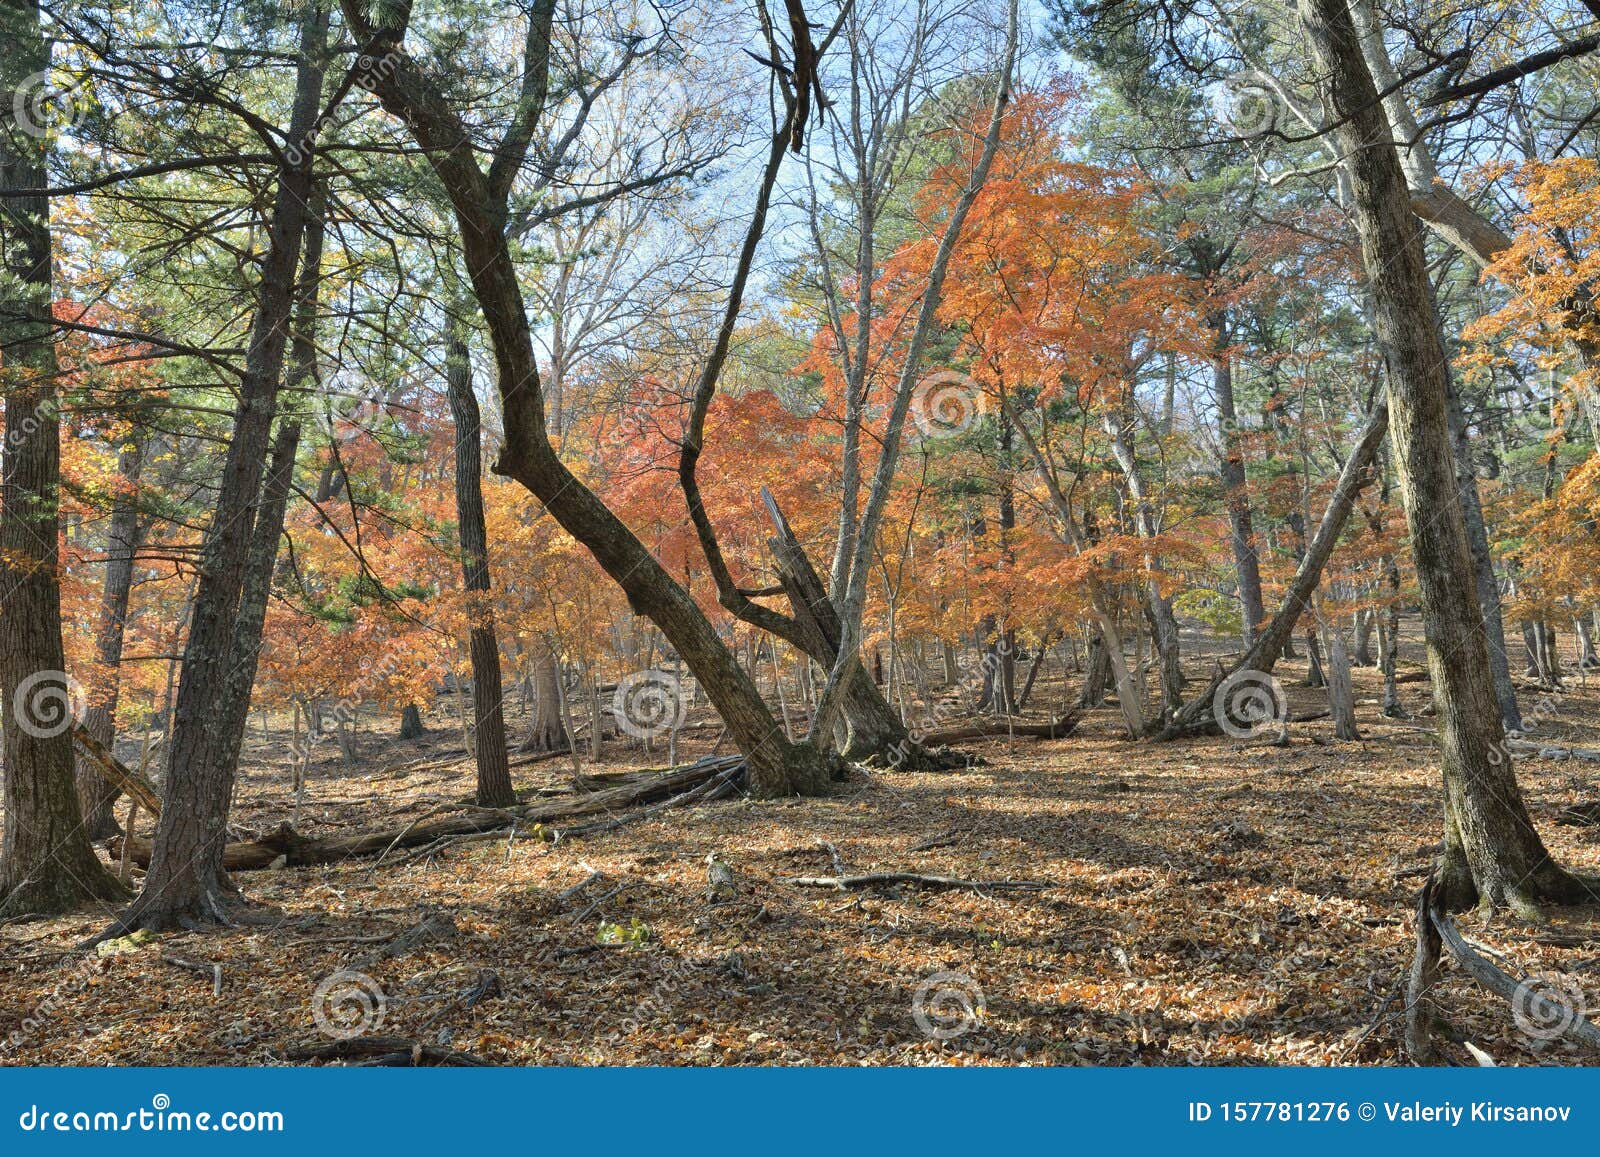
[[76, 436, 145, 841], [520, 637, 567, 752], [1297, 0, 1586, 912], [444, 323, 514, 807], [123, 4, 330, 930], [1210, 326, 1266, 647], [0, 0, 125, 915]]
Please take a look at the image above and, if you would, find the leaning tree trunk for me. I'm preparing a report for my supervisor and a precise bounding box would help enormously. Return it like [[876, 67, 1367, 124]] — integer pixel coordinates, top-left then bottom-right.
[[444, 323, 514, 807], [0, 0, 125, 915], [1298, 0, 1586, 913], [344, 0, 837, 797], [123, 6, 330, 930], [77, 436, 145, 841]]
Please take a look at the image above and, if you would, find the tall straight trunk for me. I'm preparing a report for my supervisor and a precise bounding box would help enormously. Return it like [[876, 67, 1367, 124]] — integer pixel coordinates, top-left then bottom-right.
[[444, 325, 514, 807], [0, 0, 125, 915], [77, 437, 145, 841], [1210, 329, 1265, 646], [1446, 383, 1521, 728], [1381, 558, 1403, 716], [1104, 407, 1184, 714], [125, 5, 330, 929], [1298, 0, 1585, 912], [209, 198, 324, 806]]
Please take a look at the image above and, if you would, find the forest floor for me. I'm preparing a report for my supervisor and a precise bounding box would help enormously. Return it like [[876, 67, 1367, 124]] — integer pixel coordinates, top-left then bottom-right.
[[5, 642, 1600, 1067]]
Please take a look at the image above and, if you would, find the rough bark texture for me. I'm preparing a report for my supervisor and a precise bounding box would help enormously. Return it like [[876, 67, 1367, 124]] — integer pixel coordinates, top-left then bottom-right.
[[122, 6, 330, 929], [520, 639, 567, 752], [0, 0, 125, 914], [76, 437, 144, 840], [1210, 330, 1265, 647], [1297, 0, 1584, 912], [444, 326, 514, 807], [1445, 383, 1521, 729]]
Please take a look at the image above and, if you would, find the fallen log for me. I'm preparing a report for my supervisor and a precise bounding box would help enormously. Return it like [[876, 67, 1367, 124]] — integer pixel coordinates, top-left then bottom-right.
[[285, 1037, 492, 1067], [1505, 739, 1600, 763], [110, 755, 745, 871], [787, 872, 1045, 892], [917, 712, 1079, 746], [72, 724, 162, 819]]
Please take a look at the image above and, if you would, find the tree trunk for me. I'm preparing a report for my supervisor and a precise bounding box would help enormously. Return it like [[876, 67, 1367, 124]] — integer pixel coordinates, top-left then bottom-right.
[[124, 5, 330, 930], [0, 0, 126, 914], [1327, 628, 1358, 739], [400, 704, 426, 740], [77, 437, 145, 841], [1079, 634, 1110, 708], [1352, 608, 1375, 666], [520, 637, 568, 752], [444, 324, 514, 807], [1446, 382, 1521, 728], [1298, 0, 1585, 912], [1210, 330, 1266, 646]]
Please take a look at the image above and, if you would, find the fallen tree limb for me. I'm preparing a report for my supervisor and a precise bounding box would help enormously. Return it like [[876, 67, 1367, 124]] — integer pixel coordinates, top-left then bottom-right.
[[1506, 739, 1600, 763], [1407, 876, 1600, 1063], [787, 872, 1045, 892], [916, 712, 1079, 746], [111, 755, 745, 871], [73, 723, 162, 819], [285, 1036, 492, 1067]]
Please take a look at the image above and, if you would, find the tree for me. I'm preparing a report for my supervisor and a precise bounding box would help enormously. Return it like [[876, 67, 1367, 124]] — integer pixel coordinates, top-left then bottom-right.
[[1295, 0, 1595, 912], [0, 0, 125, 915], [338, 0, 846, 796]]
